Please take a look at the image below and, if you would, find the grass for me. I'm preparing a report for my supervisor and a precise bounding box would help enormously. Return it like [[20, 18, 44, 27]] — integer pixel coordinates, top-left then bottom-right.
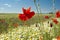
[[0, 13, 60, 40]]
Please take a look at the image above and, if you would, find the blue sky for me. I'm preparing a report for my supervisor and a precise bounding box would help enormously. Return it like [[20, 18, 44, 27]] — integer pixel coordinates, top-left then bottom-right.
[[0, 0, 60, 13]]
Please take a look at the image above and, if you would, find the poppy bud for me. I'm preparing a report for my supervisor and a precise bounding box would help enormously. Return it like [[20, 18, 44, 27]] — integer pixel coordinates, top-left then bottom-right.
[[50, 23, 53, 27], [48, 21, 49, 24]]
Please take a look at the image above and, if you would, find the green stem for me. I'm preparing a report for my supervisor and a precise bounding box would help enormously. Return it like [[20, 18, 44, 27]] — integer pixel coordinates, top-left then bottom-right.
[[38, 0, 41, 14], [34, 2, 39, 14], [34, 0, 40, 23]]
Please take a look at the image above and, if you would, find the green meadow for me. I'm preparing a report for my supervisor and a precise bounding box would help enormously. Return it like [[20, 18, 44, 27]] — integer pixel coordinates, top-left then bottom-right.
[[0, 13, 60, 40]]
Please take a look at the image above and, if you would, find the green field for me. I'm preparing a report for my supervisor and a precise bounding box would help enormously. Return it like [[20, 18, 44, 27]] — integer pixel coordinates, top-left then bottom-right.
[[0, 13, 60, 40]]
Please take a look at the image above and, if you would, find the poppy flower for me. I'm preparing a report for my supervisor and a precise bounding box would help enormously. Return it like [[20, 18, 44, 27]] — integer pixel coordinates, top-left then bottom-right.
[[56, 36, 60, 40], [44, 16, 49, 19], [22, 7, 31, 14], [18, 7, 35, 21], [22, 7, 35, 18], [13, 23, 19, 28], [19, 14, 28, 21], [52, 18, 58, 24], [0, 19, 5, 23], [25, 11, 35, 18], [56, 10, 60, 18]]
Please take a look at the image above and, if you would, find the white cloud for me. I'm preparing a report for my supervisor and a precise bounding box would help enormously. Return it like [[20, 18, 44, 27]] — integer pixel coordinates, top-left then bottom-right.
[[4, 4, 11, 7], [4, 4, 8, 5]]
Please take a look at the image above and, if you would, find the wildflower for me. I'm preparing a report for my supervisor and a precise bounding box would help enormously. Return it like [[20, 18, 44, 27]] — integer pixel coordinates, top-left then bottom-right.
[[0, 19, 5, 23], [43, 21, 51, 33], [52, 38, 57, 40], [18, 14, 28, 21], [18, 7, 35, 21], [57, 36, 60, 40], [30, 37, 33, 40], [13, 23, 19, 28], [56, 10, 60, 18], [44, 16, 49, 19], [52, 18, 58, 24]]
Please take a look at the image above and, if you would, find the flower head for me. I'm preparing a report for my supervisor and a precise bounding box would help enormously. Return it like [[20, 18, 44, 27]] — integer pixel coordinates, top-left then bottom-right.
[[44, 16, 49, 19], [56, 10, 60, 18], [52, 18, 58, 24], [18, 7, 35, 21], [56, 36, 60, 40]]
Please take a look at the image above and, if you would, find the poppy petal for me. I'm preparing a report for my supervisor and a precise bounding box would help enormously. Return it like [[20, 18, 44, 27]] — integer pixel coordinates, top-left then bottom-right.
[[52, 18, 58, 24], [18, 7, 35, 21], [25, 11, 35, 19], [26, 7, 31, 14], [18, 14, 28, 21], [22, 8, 26, 14]]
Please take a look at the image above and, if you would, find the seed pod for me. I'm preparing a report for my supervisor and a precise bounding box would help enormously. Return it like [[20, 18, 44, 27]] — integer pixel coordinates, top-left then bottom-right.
[[50, 23, 53, 27]]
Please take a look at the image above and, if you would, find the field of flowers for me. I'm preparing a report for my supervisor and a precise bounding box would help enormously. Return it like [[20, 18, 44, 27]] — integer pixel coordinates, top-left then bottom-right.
[[0, 0, 60, 40], [0, 13, 60, 40]]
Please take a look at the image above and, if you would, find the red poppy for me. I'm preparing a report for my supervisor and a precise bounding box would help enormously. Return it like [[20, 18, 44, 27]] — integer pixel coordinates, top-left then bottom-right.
[[22, 7, 31, 14], [22, 7, 35, 18], [56, 36, 60, 40], [44, 16, 49, 19], [0, 19, 5, 23], [18, 7, 35, 21], [19, 14, 28, 21], [25, 11, 35, 18], [56, 10, 60, 18], [52, 18, 58, 24], [13, 23, 19, 28]]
